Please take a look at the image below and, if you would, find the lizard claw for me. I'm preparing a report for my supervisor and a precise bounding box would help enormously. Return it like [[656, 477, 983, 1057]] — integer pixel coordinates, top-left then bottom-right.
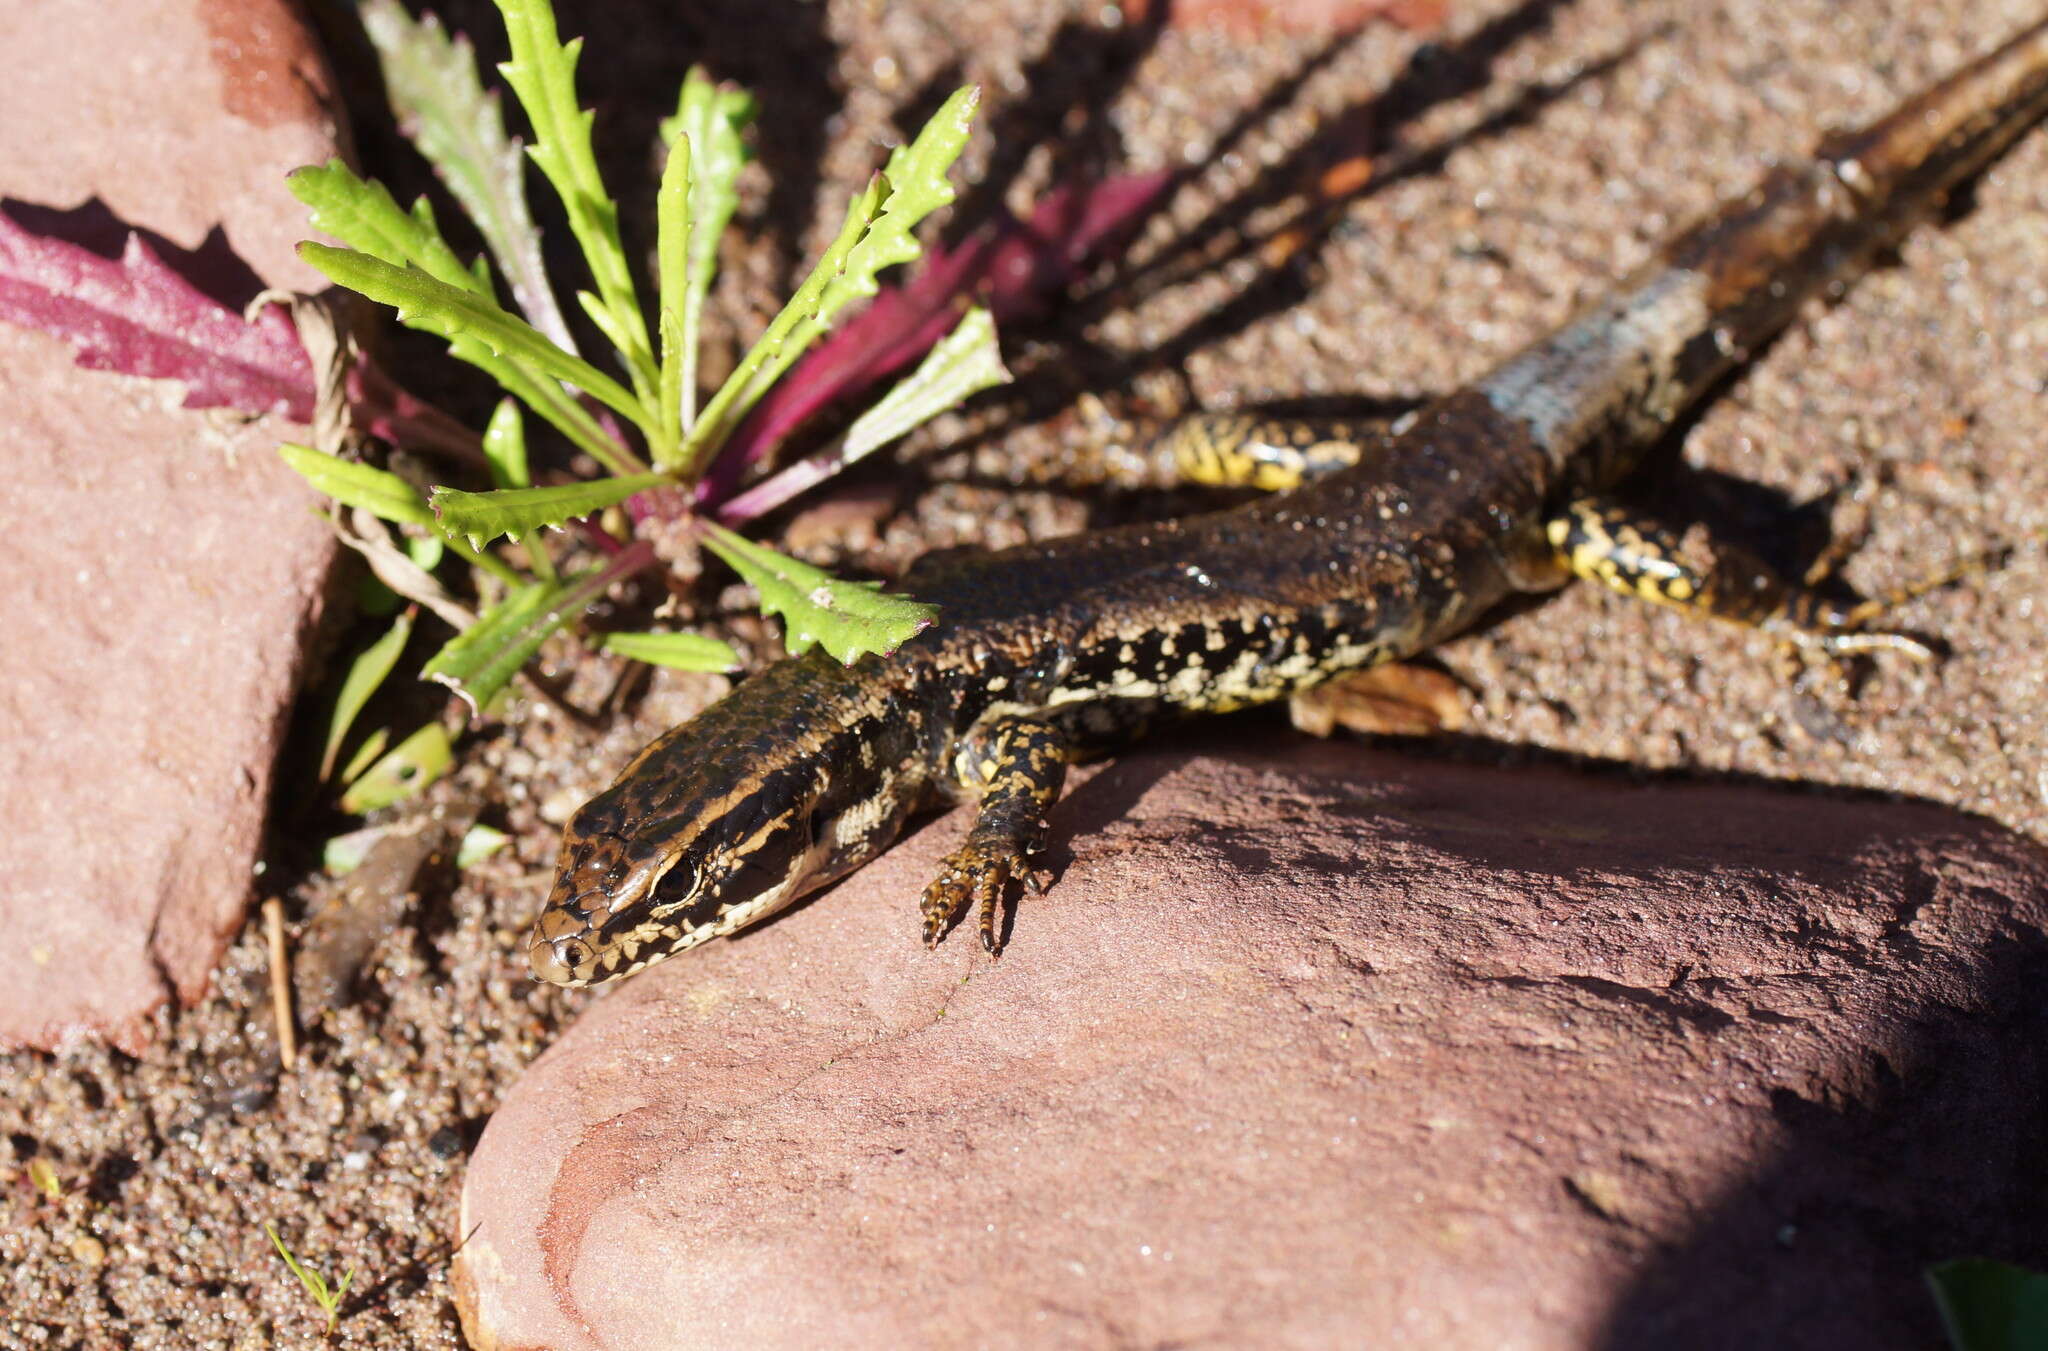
[[919, 831, 1049, 954]]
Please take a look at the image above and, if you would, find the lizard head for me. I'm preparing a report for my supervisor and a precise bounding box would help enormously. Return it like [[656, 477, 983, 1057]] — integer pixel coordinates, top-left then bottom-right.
[[527, 718, 839, 988]]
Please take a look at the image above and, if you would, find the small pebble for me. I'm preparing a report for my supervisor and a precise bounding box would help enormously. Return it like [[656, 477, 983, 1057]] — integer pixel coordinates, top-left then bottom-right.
[[70, 1235, 106, 1267]]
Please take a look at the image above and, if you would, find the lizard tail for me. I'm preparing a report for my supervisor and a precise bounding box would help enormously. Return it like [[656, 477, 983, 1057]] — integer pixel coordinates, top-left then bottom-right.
[[1820, 16, 2048, 228]]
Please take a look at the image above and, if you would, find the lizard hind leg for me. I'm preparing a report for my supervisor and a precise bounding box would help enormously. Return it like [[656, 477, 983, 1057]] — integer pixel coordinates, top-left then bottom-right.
[[922, 716, 1069, 954], [1544, 495, 1940, 666]]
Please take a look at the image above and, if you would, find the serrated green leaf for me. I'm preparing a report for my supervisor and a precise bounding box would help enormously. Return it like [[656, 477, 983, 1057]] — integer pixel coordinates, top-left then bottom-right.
[[817, 85, 979, 319], [321, 610, 415, 780], [716, 307, 1010, 523], [289, 160, 479, 291], [338, 727, 392, 787], [279, 443, 433, 527], [482, 398, 530, 489], [678, 88, 978, 476], [654, 129, 692, 457], [594, 629, 741, 671], [421, 571, 594, 712], [700, 522, 935, 664], [1928, 1259, 2048, 1351], [843, 306, 1009, 459], [456, 823, 511, 869], [491, 0, 658, 405], [679, 175, 886, 475], [429, 473, 667, 549], [360, 0, 576, 354], [299, 243, 650, 441], [338, 722, 452, 813], [660, 68, 755, 437]]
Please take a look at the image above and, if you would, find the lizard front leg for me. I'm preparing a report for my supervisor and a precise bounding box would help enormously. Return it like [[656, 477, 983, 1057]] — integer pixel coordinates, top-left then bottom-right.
[[922, 716, 1069, 953]]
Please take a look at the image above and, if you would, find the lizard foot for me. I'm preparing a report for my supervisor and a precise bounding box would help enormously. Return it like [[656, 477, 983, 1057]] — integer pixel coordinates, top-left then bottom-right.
[[920, 831, 1052, 954]]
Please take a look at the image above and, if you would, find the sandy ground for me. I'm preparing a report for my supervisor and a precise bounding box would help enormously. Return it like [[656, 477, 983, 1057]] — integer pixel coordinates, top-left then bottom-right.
[[4, 0, 2045, 1344]]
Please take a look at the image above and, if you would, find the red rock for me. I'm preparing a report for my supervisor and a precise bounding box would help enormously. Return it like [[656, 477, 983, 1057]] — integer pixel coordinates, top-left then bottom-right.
[[456, 738, 2048, 1349], [0, 0, 341, 1052]]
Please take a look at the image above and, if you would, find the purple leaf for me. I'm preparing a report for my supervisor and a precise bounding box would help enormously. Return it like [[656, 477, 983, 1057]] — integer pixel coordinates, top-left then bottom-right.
[[0, 208, 313, 420], [701, 170, 1173, 504]]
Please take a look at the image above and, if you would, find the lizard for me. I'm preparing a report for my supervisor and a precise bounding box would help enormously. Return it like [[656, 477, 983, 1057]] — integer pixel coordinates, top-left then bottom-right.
[[529, 15, 2048, 988]]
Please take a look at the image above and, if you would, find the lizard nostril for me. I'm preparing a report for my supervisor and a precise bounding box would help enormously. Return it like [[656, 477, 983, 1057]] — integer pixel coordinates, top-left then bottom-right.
[[528, 933, 592, 986]]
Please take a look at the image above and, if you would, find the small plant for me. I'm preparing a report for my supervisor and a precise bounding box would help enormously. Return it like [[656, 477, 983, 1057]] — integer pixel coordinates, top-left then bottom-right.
[[287, 0, 1011, 816], [25, 1158, 63, 1202], [264, 1221, 357, 1337], [1928, 1258, 2048, 1351]]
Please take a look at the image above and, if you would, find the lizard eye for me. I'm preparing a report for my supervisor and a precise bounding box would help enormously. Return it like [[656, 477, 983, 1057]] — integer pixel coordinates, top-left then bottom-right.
[[649, 858, 701, 914]]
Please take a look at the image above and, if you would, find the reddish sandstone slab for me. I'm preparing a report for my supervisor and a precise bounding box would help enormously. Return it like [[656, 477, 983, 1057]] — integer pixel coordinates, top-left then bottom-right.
[[458, 740, 2048, 1349], [0, 0, 340, 1052]]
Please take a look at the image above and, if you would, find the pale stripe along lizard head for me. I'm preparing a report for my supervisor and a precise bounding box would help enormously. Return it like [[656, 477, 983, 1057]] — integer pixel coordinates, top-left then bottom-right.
[[529, 653, 919, 987]]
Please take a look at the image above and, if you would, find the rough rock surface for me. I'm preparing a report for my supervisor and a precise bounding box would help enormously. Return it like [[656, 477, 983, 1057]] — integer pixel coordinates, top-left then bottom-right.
[[456, 737, 2048, 1350], [0, 0, 341, 1052]]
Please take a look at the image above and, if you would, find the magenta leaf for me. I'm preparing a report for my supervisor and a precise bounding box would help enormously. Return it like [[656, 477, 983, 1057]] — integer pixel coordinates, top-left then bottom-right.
[[701, 169, 1173, 503], [0, 208, 313, 420]]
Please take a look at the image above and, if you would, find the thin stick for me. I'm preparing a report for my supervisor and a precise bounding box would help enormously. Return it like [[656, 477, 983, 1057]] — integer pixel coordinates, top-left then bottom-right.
[[264, 898, 297, 1071]]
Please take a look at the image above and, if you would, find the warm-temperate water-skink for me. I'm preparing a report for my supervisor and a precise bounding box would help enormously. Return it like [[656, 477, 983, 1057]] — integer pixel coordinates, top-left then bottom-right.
[[531, 18, 2048, 987]]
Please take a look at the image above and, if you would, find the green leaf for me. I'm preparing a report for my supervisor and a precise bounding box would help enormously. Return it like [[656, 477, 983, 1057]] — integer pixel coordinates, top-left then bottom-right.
[[298, 243, 650, 440], [359, 0, 577, 353], [429, 473, 667, 550], [653, 129, 692, 457], [679, 87, 979, 475], [456, 823, 511, 869], [482, 398, 530, 490], [1928, 1259, 2048, 1351], [264, 1222, 356, 1336], [289, 160, 480, 292], [491, 0, 658, 405], [337, 727, 391, 787], [679, 174, 886, 475], [421, 572, 593, 712], [594, 629, 741, 671], [407, 531, 446, 572], [817, 85, 979, 319], [321, 610, 415, 780], [26, 1158, 62, 1201], [338, 721, 452, 814], [843, 305, 1009, 459], [279, 443, 432, 527], [322, 823, 388, 876], [659, 68, 755, 437], [700, 522, 935, 664]]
